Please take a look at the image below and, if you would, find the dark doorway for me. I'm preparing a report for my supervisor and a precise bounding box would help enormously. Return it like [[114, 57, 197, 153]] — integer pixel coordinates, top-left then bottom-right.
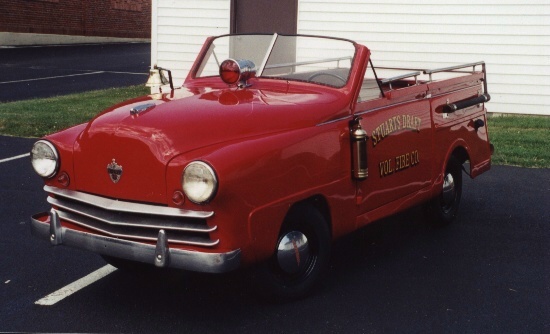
[[231, 0, 298, 34]]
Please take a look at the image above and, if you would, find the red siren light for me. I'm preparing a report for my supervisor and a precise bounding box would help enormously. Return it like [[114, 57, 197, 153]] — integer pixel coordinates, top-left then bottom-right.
[[219, 59, 256, 87]]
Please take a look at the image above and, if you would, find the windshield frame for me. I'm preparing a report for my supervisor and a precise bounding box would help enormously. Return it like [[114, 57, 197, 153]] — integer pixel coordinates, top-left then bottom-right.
[[191, 33, 359, 89]]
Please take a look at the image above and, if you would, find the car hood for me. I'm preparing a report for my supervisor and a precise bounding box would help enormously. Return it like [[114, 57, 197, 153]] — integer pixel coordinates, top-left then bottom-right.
[[72, 84, 350, 203]]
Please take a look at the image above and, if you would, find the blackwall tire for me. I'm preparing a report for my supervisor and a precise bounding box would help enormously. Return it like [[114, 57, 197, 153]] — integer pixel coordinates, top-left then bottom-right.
[[427, 156, 463, 226], [252, 206, 331, 302]]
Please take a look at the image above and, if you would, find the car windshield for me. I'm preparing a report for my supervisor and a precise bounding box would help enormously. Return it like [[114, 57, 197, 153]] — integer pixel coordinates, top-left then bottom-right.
[[195, 34, 356, 88]]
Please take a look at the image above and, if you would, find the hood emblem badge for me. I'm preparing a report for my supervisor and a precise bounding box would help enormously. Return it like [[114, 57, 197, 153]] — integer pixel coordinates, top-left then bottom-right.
[[107, 159, 123, 183]]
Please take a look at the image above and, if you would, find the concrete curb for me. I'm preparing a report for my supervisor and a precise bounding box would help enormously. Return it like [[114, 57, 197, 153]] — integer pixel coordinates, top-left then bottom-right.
[[0, 32, 150, 47]]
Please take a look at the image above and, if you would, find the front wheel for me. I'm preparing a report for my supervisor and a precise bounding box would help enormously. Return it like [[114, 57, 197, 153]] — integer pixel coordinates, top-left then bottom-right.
[[426, 156, 463, 226], [252, 206, 331, 301]]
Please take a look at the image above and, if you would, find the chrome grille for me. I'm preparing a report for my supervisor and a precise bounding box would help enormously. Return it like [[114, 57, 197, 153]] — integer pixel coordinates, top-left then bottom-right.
[[44, 185, 218, 247]]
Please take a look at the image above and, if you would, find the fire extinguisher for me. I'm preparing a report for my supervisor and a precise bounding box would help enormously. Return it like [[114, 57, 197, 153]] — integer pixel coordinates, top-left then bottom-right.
[[351, 117, 368, 180]]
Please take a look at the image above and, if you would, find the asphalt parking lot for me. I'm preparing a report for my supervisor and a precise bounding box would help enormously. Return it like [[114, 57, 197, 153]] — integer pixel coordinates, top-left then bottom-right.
[[0, 133, 548, 333], [0, 43, 549, 333], [0, 42, 150, 102]]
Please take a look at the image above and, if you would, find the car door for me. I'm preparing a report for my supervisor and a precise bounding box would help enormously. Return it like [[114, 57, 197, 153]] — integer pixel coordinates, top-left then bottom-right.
[[353, 62, 433, 218]]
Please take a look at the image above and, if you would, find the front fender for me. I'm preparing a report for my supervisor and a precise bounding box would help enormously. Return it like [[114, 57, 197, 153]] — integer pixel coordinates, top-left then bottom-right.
[[166, 121, 354, 264], [41, 123, 87, 189]]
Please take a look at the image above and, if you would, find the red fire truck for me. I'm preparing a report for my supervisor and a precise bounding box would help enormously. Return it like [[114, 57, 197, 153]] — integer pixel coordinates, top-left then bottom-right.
[[31, 34, 492, 300]]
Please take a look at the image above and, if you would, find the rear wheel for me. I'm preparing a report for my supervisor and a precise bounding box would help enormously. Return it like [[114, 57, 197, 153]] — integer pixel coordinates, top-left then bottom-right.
[[252, 206, 331, 301], [426, 156, 463, 226]]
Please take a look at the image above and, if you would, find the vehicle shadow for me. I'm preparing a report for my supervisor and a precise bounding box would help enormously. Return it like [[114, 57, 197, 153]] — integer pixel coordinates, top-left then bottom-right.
[[80, 205, 456, 331]]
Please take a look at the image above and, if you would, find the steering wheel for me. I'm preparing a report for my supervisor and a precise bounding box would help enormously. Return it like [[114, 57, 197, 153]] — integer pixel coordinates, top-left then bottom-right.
[[307, 72, 347, 85]]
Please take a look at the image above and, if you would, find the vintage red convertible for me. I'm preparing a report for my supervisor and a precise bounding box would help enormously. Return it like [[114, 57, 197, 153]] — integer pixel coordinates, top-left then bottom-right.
[[31, 34, 492, 300]]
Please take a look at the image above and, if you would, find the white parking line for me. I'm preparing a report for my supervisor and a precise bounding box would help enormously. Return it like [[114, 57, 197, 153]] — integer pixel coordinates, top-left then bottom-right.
[[0, 71, 104, 85], [102, 71, 147, 75], [0, 70, 145, 85], [35, 265, 117, 306], [0, 153, 30, 164]]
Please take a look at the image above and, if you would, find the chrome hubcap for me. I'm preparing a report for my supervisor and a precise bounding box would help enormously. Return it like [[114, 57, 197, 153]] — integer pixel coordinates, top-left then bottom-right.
[[276, 231, 310, 274], [441, 172, 456, 210]]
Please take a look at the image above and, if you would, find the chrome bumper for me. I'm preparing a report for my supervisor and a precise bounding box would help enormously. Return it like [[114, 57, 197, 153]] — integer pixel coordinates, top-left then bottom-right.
[[31, 210, 241, 274]]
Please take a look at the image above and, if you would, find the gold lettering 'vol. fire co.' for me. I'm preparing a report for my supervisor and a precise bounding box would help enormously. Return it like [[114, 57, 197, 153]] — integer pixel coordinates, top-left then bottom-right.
[[379, 150, 420, 177], [371, 115, 422, 147]]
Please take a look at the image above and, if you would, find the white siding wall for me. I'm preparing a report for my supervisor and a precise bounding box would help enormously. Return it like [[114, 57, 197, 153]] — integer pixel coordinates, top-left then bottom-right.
[[152, 0, 549, 115], [298, 0, 550, 115], [152, 0, 230, 86]]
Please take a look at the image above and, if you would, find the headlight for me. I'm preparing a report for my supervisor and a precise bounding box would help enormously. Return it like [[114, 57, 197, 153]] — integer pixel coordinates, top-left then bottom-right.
[[31, 140, 59, 178], [182, 161, 217, 204]]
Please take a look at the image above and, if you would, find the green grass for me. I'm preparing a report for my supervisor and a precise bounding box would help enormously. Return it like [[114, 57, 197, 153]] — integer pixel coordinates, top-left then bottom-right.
[[0, 87, 548, 168], [0, 85, 149, 137], [487, 115, 550, 168]]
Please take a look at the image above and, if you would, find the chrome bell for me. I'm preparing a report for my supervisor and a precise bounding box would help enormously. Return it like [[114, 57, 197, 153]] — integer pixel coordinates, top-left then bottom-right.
[[146, 65, 173, 90]]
